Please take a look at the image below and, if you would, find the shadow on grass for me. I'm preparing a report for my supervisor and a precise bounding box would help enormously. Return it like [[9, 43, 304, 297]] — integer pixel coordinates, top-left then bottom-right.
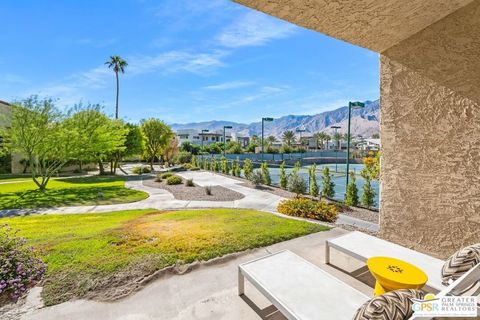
[[55, 176, 128, 185], [0, 185, 147, 210]]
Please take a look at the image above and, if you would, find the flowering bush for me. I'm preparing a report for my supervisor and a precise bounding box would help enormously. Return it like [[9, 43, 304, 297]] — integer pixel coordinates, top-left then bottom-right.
[[277, 197, 338, 223], [0, 224, 46, 302]]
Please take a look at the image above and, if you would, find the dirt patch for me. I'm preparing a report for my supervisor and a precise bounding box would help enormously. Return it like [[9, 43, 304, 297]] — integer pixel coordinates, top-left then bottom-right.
[[143, 178, 244, 201]]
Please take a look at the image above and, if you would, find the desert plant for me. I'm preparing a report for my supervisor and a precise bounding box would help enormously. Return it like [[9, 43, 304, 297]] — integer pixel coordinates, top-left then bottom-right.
[[361, 172, 376, 208], [345, 171, 359, 206], [185, 178, 194, 187], [309, 164, 319, 197], [249, 170, 264, 187], [260, 162, 271, 185], [154, 174, 162, 182], [142, 166, 151, 173], [287, 170, 307, 195], [0, 225, 46, 302], [161, 172, 173, 179], [166, 175, 182, 185], [205, 186, 212, 195], [321, 166, 335, 198], [243, 158, 253, 178], [277, 198, 338, 222], [279, 161, 287, 189]]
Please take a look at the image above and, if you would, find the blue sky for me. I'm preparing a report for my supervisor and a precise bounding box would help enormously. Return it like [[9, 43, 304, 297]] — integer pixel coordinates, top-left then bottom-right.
[[0, 0, 379, 124]]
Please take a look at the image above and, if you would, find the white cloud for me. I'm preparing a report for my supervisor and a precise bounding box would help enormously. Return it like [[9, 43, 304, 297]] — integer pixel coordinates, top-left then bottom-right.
[[216, 11, 296, 48], [203, 81, 254, 90]]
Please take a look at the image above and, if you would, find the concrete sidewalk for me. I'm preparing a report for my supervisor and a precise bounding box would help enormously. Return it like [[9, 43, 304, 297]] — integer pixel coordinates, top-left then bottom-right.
[[20, 229, 373, 320]]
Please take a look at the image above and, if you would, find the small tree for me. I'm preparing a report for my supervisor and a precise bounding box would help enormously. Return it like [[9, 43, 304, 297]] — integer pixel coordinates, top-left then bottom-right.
[[233, 157, 241, 176], [221, 156, 229, 174], [243, 158, 253, 178], [211, 157, 218, 172], [204, 158, 210, 170], [345, 171, 359, 206], [249, 169, 264, 187], [8, 97, 77, 190], [191, 154, 196, 168], [279, 161, 287, 189], [294, 161, 301, 171], [321, 166, 335, 198], [309, 164, 319, 197], [361, 172, 376, 208], [287, 170, 307, 196], [261, 162, 271, 185], [141, 118, 173, 170]]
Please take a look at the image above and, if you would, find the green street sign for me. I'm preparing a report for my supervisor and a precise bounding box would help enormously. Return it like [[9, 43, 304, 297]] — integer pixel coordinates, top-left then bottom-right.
[[350, 101, 365, 107]]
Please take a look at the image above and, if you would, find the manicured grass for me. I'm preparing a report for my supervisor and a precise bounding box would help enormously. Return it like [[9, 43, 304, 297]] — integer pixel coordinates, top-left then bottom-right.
[[3, 208, 328, 305], [0, 176, 149, 209]]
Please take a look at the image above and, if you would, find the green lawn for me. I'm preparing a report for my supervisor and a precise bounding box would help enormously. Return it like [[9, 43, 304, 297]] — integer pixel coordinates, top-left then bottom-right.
[[4, 208, 328, 305], [0, 176, 149, 209]]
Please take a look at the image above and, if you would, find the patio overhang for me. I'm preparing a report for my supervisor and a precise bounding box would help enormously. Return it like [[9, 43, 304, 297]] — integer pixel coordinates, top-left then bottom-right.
[[234, 0, 480, 258]]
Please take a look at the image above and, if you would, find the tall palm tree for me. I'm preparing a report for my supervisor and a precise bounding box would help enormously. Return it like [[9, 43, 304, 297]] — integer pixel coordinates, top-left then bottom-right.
[[324, 134, 331, 149], [105, 55, 128, 119], [333, 132, 343, 149], [282, 130, 296, 147], [313, 132, 328, 150]]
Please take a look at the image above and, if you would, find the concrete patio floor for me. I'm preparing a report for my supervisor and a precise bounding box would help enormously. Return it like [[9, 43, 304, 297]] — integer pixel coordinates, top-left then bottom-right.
[[20, 228, 374, 320]]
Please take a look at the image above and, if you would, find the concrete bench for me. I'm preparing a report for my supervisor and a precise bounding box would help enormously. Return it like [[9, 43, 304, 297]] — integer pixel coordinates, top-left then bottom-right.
[[238, 250, 369, 320]]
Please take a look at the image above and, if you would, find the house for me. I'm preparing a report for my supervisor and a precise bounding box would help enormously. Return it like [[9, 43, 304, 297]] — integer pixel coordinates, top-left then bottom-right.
[[175, 129, 232, 146], [356, 138, 381, 151]]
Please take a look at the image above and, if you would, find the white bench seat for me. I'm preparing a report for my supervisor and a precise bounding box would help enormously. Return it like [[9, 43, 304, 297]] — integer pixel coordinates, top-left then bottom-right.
[[325, 231, 446, 292], [238, 250, 369, 320]]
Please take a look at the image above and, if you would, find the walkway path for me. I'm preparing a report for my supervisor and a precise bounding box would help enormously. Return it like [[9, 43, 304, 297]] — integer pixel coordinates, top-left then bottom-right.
[[0, 171, 378, 232]]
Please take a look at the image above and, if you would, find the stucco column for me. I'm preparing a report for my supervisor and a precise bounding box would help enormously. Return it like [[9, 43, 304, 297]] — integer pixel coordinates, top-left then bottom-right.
[[379, 55, 480, 258]]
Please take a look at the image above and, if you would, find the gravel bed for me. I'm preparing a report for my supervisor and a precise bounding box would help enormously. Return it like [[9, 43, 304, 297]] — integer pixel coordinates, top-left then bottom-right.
[[143, 178, 244, 201]]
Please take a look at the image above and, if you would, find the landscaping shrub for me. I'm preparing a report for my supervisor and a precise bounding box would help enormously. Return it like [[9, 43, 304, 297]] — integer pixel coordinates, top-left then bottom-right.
[[243, 158, 253, 178], [345, 172, 359, 206], [161, 172, 173, 179], [204, 158, 210, 171], [189, 166, 200, 171], [176, 151, 192, 164], [309, 164, 319, 197], [321, 166, 335, 198], [279, 161, 287, 189], [205, 186, 212, 195], [287, 170, 307, 195], [221, 157, 229, 174], [261, 162, 271, 185], [361, 172, 376, 208], [166, 175, 182, 185], [249, 170, 264, 187], [277, 197, 338, 223], [185, 178, 194, 187], [211, 158, 219, 172], [233, 158, 241, 177], [0, 224, 46, 302], [154, 174, 162, 182], [190, 155, 196, 168], [132, 165, 150, 174]]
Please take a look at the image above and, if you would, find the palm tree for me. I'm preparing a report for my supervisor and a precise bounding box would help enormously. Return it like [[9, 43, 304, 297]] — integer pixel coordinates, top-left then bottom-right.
[[324, 134, 331, 149], [313, 132, 328, 150], [105, 55, 128, 119], [333, 132, 343, 149], [266, 135, 277, 146], [282, 130, 296, 147]]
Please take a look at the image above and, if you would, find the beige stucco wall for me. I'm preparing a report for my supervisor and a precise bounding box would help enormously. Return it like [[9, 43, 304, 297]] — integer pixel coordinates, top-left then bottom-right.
[[380, 55, 480, 258]]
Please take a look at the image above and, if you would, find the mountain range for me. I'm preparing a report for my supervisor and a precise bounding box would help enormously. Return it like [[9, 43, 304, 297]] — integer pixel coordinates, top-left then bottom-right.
[[171, 99, 379, 139]]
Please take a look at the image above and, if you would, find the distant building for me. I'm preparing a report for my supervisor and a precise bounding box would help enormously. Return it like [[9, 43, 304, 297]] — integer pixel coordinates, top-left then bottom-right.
[[356, 138, 380, 151], [175, 129, 232, 146]]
